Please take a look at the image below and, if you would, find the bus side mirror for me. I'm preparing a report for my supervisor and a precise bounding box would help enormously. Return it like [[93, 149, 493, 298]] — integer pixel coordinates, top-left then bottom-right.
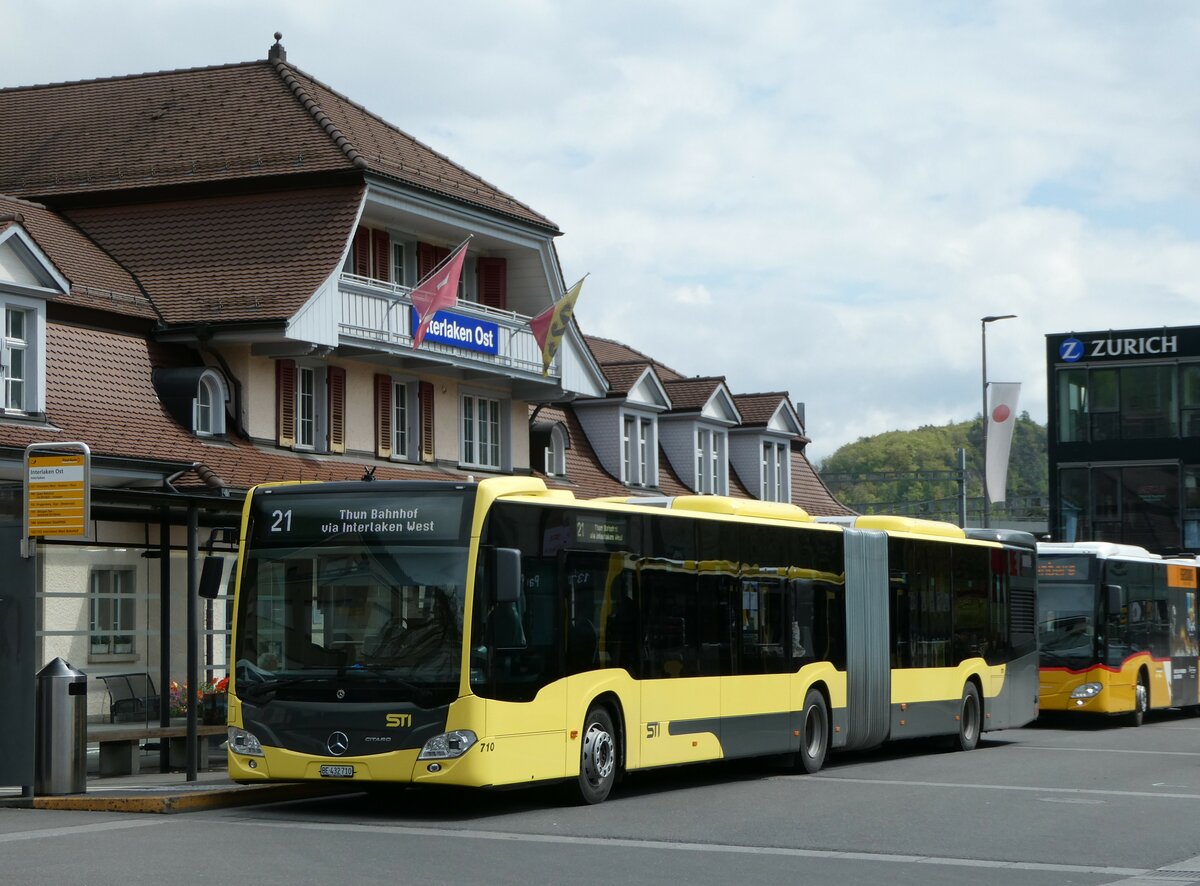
[[199, 556, 225, 599], [1105, 584, 1122, 617], [495, 548, 522, 604]]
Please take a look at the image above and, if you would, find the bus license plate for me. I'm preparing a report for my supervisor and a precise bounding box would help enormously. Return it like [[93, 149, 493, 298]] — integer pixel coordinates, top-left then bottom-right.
[[320, 765, 354, 778]]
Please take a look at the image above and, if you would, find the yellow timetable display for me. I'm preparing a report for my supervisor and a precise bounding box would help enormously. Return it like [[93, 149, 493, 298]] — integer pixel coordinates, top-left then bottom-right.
[[27, 452, 88, 536]]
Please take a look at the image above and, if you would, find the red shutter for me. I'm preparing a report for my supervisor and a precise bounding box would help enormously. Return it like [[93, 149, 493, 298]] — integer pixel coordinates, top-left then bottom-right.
[[372, 229, 391, 282], [327, 366, 346, 454], [419, 381, 435, 462], [476, 257, 507, 309], [417, 242, 437, 278], [353, 228, 371, 278], [375, 374, 393, 459], [276, 359, 296, 448]]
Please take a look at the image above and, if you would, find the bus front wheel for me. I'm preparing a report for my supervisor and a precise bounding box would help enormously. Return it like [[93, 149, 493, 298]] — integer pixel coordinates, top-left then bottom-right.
[[953, 682, 982, 752], [1128, 673, 1149, 727], [574, 706, 618, 805], [795, 687, 829, 774]]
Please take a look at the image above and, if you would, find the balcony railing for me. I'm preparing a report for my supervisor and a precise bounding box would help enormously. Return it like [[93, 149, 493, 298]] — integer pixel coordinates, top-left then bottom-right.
[[338, 273, 552, 379]]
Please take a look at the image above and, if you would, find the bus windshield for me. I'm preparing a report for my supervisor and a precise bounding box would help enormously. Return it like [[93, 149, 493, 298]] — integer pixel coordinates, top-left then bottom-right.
[[232, 486, 473, 706], [1038, 581, 1098, 669]]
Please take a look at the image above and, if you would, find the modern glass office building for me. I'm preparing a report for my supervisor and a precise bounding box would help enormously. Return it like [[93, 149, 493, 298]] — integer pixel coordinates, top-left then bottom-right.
[[1047, 325, 1200, 552]]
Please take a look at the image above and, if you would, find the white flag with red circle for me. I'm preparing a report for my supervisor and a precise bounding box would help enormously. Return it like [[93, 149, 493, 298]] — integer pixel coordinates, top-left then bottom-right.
[[986, 382, 1021, 504]]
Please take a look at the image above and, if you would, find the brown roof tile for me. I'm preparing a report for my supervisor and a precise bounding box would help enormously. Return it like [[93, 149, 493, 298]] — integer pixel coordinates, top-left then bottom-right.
[[0, 58, 556, 231], [64, 185, 364, 323], [791, 447, 856, 516], [0, 63, 350, 198], [733, 392, 792, 426], [0, 195, 156, 320], [585, 335, 685, 380], [662, 377, 724, 411], [283, 66, 556, 230]]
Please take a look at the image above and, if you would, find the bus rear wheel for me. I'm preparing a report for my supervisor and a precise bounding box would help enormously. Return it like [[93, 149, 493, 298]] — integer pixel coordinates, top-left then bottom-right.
[[1128, 673, 1149, 727], [573, 706, 618, 805], [795, 687, 829, 774], [953, 682, 982, 752]]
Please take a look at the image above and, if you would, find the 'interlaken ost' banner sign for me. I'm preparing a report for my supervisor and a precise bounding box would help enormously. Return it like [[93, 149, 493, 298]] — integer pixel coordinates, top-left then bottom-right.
[[410, 308, 499, 355]]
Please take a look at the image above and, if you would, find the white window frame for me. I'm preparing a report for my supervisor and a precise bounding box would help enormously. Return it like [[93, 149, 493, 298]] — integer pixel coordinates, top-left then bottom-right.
[[193, 368, 229, 437], [89, 567, 137, 657], [622, 411, 657, 487], [461, 391, 506, 470], [761, 440, 790, 502], [392, 377, 420, 461], [545, 424, 568, 477], [291, 363, 329, 452], [1, 296, 44, 416], [695, 427, 727, 495]]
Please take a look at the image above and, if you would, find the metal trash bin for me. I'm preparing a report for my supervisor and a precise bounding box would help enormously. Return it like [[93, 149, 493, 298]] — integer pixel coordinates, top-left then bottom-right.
[[34, 658, 87, 795]]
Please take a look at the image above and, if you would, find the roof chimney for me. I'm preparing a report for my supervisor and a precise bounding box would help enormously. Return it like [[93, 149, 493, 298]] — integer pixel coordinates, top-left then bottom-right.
[[268, 32, 286, 63]]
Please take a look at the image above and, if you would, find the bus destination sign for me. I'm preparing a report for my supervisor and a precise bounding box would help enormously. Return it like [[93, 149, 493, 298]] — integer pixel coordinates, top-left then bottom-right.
[[1037, 555, 1093, 581], [250, 492, 466, 545]]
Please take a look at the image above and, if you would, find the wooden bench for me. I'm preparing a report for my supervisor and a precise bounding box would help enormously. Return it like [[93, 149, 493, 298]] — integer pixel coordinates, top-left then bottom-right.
[[86, 723, 226, 777], [96, 673, 161, 724]]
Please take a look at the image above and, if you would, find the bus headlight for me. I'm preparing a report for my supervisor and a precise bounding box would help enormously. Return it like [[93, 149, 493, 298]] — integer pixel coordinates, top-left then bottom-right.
[[418, 730, 477, 760], [228, 726, 265, 757], [1070, 683, 1103, 699]]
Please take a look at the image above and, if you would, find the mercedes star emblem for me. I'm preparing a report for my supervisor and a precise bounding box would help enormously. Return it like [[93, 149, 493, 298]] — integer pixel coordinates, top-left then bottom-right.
[[326, 731, 350, 756]]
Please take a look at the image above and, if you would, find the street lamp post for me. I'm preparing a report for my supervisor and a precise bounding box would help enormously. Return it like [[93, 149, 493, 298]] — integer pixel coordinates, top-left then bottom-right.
[[981, 314, 1017, 528]]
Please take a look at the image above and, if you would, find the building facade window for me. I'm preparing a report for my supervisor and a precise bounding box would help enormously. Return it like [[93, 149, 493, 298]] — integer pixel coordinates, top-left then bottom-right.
[[1056, 364, 1189, 443], [3, 305, 27, 411], [276, 360, 345, 453], [90, 568, 136, 657], [761, 440, 789, 502], [193, 369, 228, 437], [622, 413, 655, 487], [393, 380, 410, 459], [545, 424, 567, 477], [695, 427, 726, 494], [462, 393, 502, 469], [296, 366, 316, 448], [1056, 464, 1180, 552]]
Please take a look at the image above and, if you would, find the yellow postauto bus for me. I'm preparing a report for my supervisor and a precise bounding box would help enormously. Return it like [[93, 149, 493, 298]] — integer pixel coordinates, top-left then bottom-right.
[[1038, 542, 1200, 724], [206, 477, 1039, 803]]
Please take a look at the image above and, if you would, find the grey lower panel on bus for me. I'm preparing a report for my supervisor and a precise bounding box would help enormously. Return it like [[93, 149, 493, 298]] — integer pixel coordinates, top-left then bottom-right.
[[842, 529, 891, 750], [669, 711, 794, 759], [983, 651, 1039, 731], [886, 654, 1040, 740]]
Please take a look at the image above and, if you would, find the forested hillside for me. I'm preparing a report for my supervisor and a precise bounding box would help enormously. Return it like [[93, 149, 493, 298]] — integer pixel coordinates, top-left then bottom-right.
[[817, 414, 1047, 521]]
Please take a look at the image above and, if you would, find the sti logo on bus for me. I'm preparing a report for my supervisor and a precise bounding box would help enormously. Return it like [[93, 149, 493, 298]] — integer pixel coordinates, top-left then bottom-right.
[[385, 713, 412, 728]]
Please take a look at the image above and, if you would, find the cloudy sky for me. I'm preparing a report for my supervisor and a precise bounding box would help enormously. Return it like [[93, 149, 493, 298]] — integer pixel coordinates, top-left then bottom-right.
[[5, 1, 1200, 462]]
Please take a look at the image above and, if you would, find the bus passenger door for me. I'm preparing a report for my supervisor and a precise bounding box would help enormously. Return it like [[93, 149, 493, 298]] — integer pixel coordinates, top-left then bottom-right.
[[638, 559, 723, 768]]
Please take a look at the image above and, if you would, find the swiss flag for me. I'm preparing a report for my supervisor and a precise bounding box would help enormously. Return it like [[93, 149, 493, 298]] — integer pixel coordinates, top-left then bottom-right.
[[411, 240, 470, 349]]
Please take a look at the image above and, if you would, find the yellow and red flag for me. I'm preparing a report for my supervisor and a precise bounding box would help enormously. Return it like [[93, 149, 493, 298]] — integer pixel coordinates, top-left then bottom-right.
[[530, 277, 585, 376]]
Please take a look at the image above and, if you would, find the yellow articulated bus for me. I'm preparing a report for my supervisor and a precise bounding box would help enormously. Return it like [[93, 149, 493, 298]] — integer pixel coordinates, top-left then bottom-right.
[[204, 477, 1038, 804], [1037, 542, 1200, 724]]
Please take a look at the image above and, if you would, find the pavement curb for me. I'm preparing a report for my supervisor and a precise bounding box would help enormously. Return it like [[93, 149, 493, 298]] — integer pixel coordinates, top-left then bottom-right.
[[16, 783, 357, 814]]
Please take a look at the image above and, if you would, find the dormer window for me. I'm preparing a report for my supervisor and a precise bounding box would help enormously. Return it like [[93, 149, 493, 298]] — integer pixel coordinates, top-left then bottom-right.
[[545, 424, 568, 477], [622, 412, 656, 487], [152, 365, 233, 439], [3, 305, 29, 411], [194, 369, 229, 437], [695, 427, 727, 494], [761, 441, 790, 502]]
